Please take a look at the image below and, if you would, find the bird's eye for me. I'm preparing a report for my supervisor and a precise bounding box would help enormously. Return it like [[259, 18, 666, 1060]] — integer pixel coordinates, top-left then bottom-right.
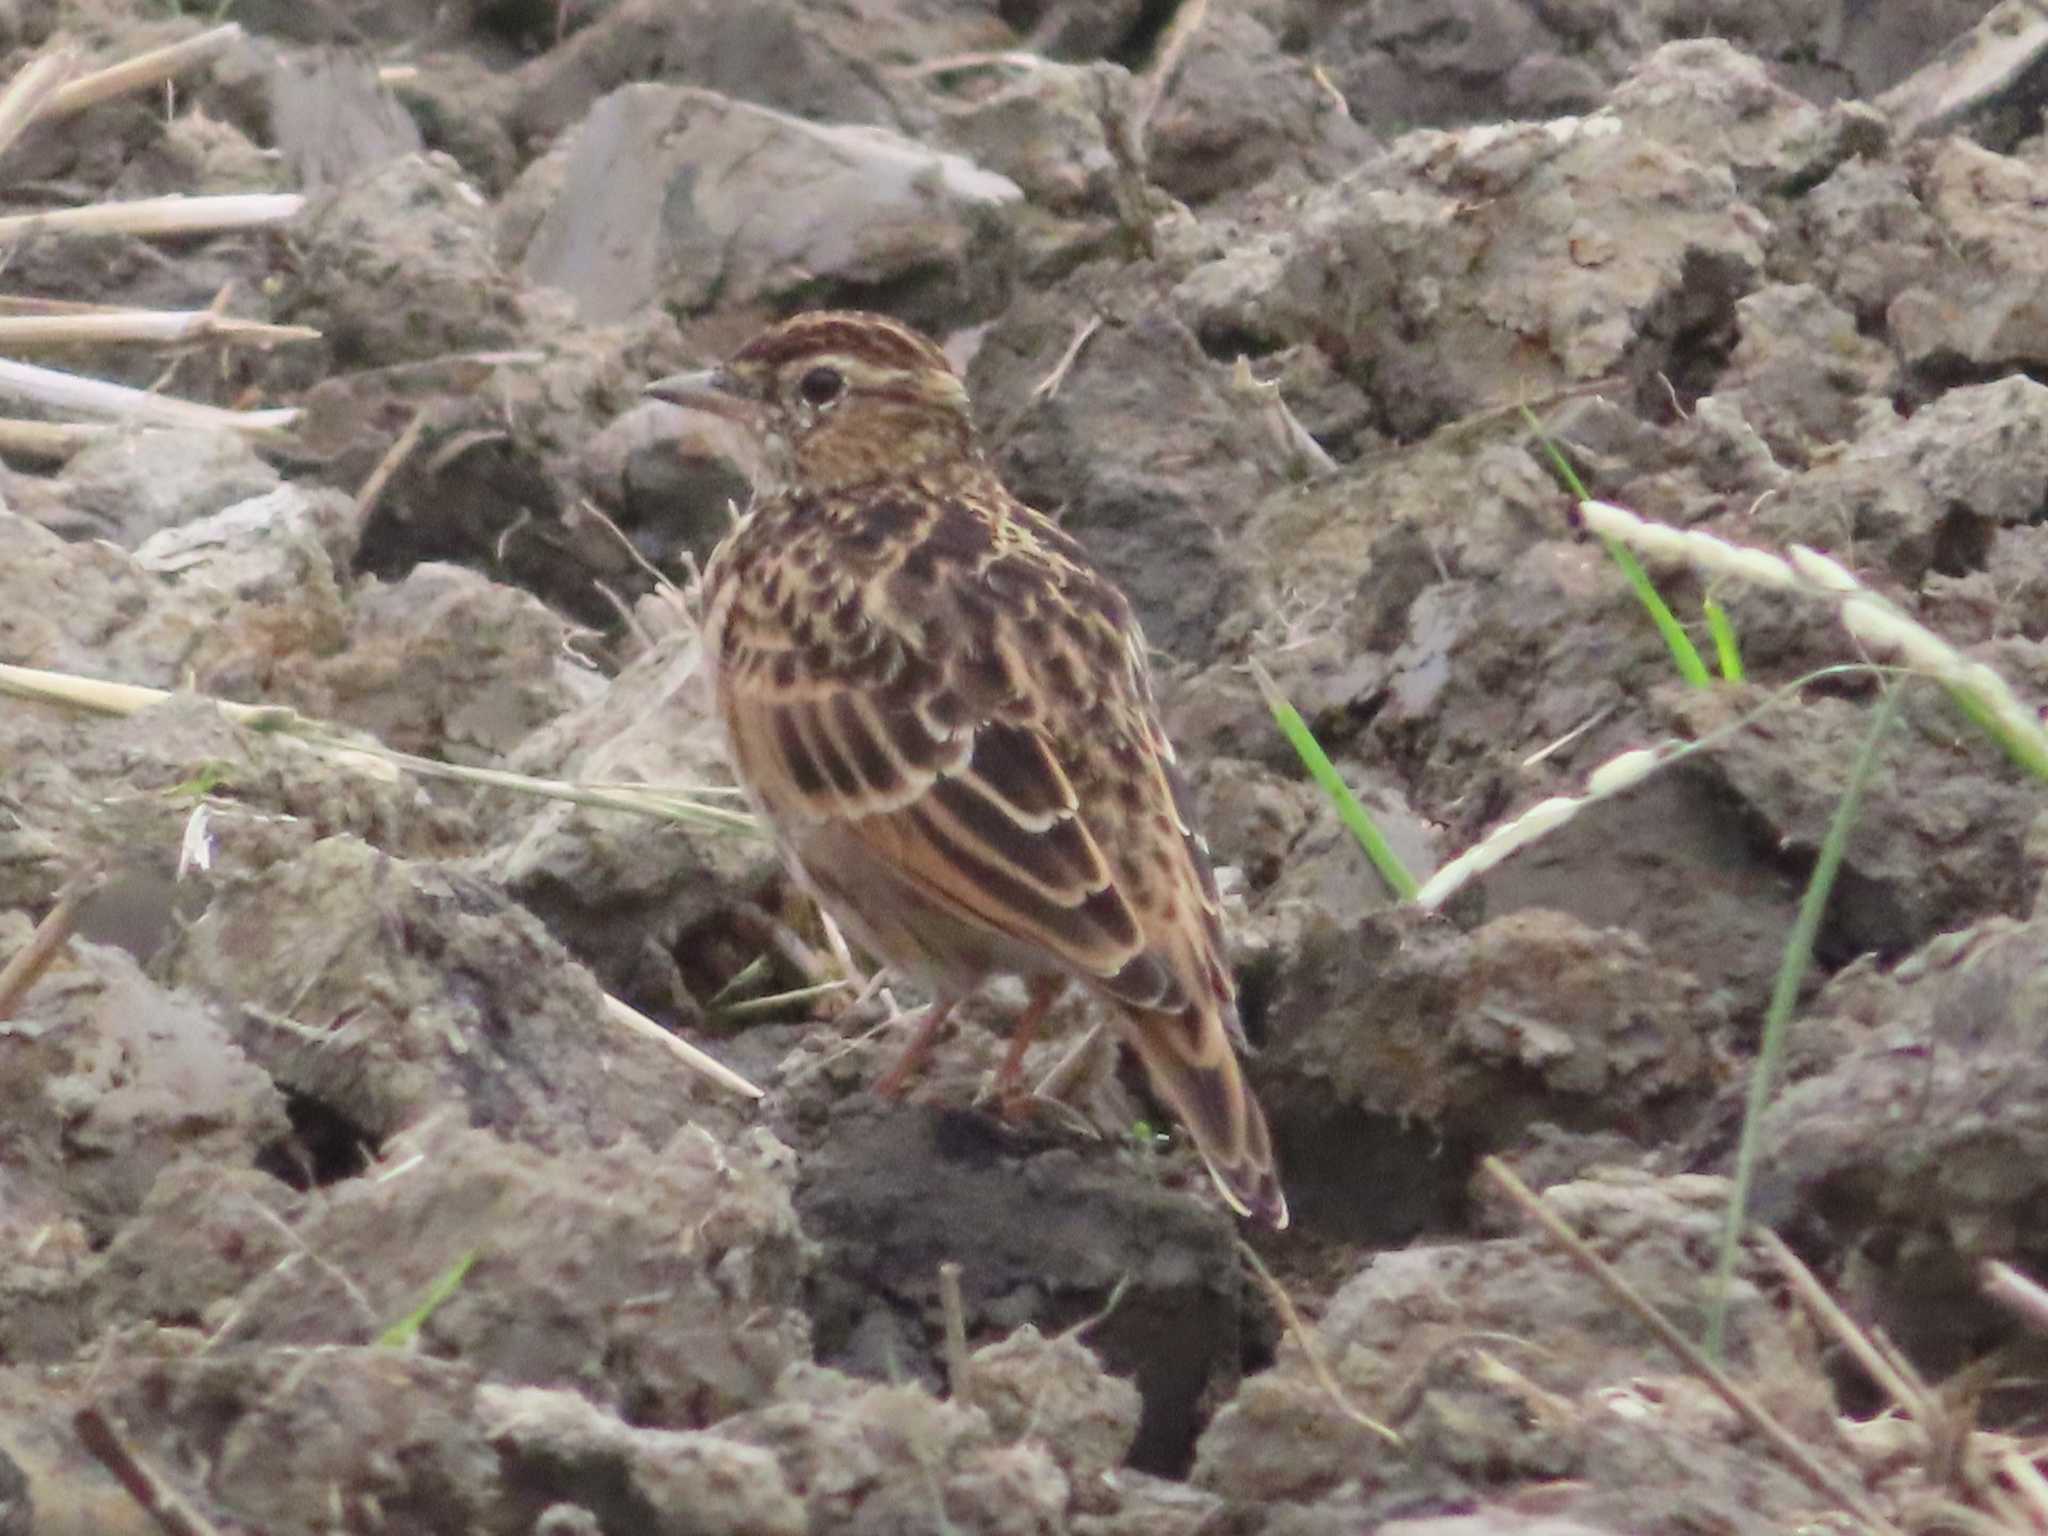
[[798, 367, 845, 407]]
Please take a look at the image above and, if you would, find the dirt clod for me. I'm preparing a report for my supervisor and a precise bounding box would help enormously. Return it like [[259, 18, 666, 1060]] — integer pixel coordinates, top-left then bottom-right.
[[7, 1, 2047, 1530]]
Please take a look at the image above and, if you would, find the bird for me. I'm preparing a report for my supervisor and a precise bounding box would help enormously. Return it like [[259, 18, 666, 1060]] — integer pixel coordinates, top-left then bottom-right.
[[646, 310, 1288, 1228]]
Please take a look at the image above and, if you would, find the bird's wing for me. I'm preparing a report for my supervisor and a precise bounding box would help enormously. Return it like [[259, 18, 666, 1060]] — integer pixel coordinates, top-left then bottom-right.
[[721, 641, 1161, 996], [1070, 706, 1290, 1228]]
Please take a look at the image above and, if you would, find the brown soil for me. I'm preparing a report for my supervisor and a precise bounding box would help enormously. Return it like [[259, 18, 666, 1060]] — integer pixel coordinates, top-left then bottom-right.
[[1, 0, 2044, 1532]]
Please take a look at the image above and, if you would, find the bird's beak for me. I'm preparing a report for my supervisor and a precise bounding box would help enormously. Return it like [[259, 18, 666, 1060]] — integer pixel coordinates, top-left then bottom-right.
[[645, 366, 757, 425]]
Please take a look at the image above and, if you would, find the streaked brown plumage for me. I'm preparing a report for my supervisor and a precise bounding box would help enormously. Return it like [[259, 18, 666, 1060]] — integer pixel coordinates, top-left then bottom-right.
[[648, 310, 1287, 1227]]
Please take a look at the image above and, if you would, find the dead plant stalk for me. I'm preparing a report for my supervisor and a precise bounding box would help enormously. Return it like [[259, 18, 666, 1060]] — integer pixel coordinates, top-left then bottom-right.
[[1482, 1157, 1899, 1534]]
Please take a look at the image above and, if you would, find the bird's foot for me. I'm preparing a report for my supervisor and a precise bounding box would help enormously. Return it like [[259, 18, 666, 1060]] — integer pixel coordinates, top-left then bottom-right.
[[871, 995, 960, 1098]]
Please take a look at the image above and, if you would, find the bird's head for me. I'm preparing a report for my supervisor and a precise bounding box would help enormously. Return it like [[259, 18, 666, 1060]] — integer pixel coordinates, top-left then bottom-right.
[[647, 311, 976, 493]]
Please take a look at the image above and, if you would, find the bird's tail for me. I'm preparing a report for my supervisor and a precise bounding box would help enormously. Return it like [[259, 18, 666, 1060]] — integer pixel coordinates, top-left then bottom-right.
[[1120, 1006, 1288, 1229]]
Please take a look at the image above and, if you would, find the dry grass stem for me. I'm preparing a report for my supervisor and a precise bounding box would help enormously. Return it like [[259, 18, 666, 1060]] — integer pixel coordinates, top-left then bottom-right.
[[1308, 61, 1348, 114], [353, 405, 431, 524], [1133, 0, 1210, 141], [1234, 1236, 1405, 1449], [599, 993, 764, 1100], [203, 1195, 379, 1349], [0, 45, 77, 165], [889, 50, 1044, 78], [1877, 0, 2048, 141], [1985, 1262, 2048, 1338], [0, 659, 282, 723], [1481, 1157, 1898, 1532], [421, 426, 510, 478], [1756, 1231, 2048, 1530], [44, 23, 244, 120], [581, 779, 748, 798], [815, 907, 864, 987], [0, 872, 96, 1023], [1029, 315, 1102, 403], [1997, 1447, 2048, 1524], [0, 192, 304, 242], [1230, 354, 1338, 477], [0, 662, 756, 832], [939, 1261, 972, 1399], [0, 356, 298, 432], [1898, 1495, 2017, 1536], [714, 980, 851, 1021], [572, 496, 681, 590], [1058, 1273, 1132, 1345], [732, 902, 846, 994], [1759, 1228, 1932, 1421], [0, 308, 317, 349], [74, 1404, 227, 1536], [1520, 701, 1618, 769], [0, 416, 112, 458]]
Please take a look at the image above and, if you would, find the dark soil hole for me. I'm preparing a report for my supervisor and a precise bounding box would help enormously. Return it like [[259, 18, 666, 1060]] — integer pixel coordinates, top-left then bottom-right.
[[1928, 505, 1991, 576], [1813, 863, 1917, 968], [1191, 318, 1285, 367], [1903, 355, 2014, 409], [474, 0, 581, 52], [1640, 248, 1749, 414], [1272, 1108, 1474, 1245], [1235, 948, 1283, 1048], [255, 1091, 376, 1189], [498, 1442, 651, 1535], [354, 436, 625, 630], [1113, 0, 1187, 69], [1092, 1285, 1236, 1477]]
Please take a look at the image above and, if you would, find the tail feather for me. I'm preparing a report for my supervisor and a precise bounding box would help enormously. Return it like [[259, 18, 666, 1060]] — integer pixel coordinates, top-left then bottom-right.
[[1121, 1008, 1289, 1229]]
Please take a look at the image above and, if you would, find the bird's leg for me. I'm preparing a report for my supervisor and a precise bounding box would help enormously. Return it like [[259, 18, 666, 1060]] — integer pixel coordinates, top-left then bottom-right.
[[993, 977, 1066, 1122], [873, 995, 962, 1098]]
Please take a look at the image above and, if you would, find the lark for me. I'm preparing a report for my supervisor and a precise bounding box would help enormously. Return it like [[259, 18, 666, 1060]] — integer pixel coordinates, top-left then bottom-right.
[[648, 311, 1287, 1227]]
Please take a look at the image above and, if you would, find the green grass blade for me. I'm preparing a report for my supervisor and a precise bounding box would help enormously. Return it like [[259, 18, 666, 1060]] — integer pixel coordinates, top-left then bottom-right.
[[715, 980, 850, 1021], [1944, 683, 2048, 784], [1704, 596, 1745, 684], [1522, 409, 1712, 689], [1706, 682, 1899, 1358], [1249, 661, 1419, 902], [708, 952, 773, 1007], [378, 1248, 480, 1350], [1600, 537, 1713, 688]]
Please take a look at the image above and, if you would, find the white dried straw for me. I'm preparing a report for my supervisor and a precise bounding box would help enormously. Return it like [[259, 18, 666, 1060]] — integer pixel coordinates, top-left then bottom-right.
[[0, 309, 318, 349], [1133, 0, 1211, 140], [0, 658, 766, 1103], [600, 993, 764, 1100], [1984, 1260, 2048, 1337], [0, 193, 304, 242], [0, 662, 756, 833], [0, 46, 76, 165], [0, 356, 297, 432], [43, 23, 244, 121], [0, 417, 113, 458]]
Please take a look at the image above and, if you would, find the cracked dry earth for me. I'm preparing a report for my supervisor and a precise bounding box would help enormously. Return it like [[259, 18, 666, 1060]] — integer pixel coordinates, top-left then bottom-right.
[[4, 0, 2048, 1531]]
